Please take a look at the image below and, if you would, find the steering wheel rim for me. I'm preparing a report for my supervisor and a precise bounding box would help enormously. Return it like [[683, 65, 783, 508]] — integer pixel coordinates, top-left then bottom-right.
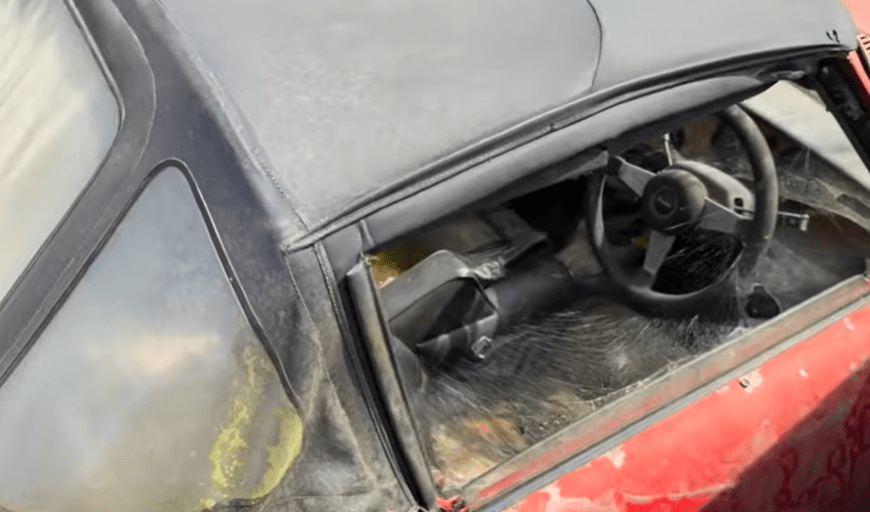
[[585, 105, 779, 315]]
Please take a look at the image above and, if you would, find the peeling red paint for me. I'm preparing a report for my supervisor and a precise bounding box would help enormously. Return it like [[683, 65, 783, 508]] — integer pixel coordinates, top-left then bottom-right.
[[622, 495, 711, 512], [504, 303, 870, 512]]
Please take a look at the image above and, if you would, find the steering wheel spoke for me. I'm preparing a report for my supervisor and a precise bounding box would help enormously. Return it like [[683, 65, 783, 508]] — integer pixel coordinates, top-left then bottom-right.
[[697, 198, 749, 236], [631, 230, 676, 289], [609, 157, 656, 196]]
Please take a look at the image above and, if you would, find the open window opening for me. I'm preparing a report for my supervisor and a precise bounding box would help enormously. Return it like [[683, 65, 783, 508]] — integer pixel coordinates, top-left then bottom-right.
[[365, 79, 870, 495]]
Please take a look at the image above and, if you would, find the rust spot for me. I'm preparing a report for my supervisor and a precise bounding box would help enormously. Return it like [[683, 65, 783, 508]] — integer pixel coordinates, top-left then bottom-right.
[[738, 370, 764, 393]]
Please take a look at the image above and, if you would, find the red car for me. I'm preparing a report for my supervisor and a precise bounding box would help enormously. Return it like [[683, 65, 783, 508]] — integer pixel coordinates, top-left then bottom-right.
[[2, 0, 870, 511]]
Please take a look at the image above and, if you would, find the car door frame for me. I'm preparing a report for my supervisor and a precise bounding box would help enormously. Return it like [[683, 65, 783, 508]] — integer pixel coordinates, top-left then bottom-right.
[[336, 53, 870, 511]]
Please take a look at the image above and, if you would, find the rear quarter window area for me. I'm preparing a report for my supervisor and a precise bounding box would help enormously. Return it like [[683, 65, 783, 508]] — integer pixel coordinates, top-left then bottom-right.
[[0, 0, 119, 302], [0, 169, 302, 512]]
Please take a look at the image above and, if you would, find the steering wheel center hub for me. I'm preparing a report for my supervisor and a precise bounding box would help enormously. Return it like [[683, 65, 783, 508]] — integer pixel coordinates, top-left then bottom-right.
[[651, 187, 679, 217], [641, 169, 708, 232]]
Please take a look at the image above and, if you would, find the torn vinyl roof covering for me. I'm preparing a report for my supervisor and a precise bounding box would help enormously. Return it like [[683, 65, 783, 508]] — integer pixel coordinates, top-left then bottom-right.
[[153, 0, 855, 231]]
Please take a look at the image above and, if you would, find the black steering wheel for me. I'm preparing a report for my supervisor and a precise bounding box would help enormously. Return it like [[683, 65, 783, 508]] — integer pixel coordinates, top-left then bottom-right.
[[585, 105, 779, 315]]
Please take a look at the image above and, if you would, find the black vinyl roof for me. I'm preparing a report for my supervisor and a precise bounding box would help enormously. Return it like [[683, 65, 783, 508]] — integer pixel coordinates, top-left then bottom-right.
[[157, 0, 856, 229]]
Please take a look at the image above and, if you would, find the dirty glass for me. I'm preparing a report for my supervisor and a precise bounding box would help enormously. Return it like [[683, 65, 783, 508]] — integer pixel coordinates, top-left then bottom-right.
[[0, 169, 303, 512], [371, 80, 870, 493], [0, 0, 119, 303]]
